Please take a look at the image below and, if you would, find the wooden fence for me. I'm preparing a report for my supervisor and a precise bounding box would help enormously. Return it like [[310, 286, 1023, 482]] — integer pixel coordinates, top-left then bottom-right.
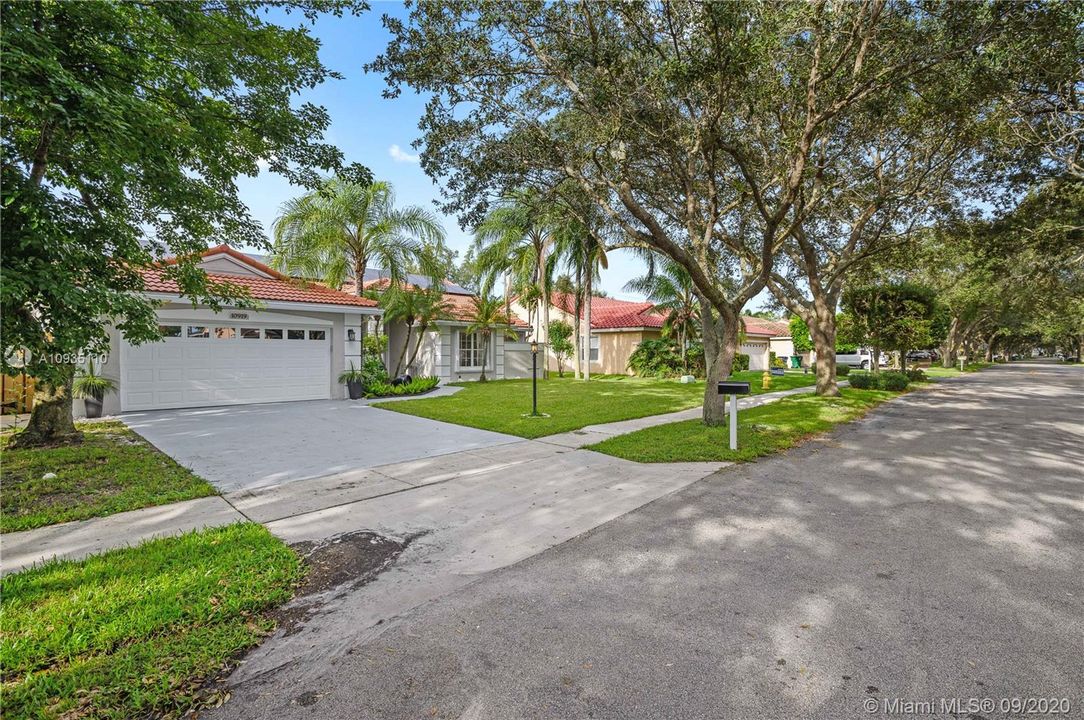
[[2, 374, 36, 414]]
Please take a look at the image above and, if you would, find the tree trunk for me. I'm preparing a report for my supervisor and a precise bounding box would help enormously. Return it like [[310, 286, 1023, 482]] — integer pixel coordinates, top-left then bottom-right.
[[479, 334, 489, 381], [808, 304, 840, 397], [406, 321, 429, 372], [394, 322, 412, 376], [583, 269, 592, 381], [573, 285, 582, 380], [354, 259, 367, 296], [900, 351, 908, 374], [542, 284, 551, 380], [701, 303, 741, 426], [10, 378, 81, 448], [983, 332, 997, 363], [871, 343, 881, 374]]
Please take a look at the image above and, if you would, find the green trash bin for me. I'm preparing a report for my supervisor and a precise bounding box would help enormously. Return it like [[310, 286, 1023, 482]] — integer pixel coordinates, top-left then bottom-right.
[[790, 355, 801, 369]]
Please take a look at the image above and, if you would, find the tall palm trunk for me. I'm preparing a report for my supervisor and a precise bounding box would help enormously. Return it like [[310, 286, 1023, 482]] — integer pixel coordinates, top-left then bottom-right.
[[573, 273, 582, 379], [583, 267, 592, 381], [394, 321, 413, 376], [479, 333, 490, 381], [406, 321, 431, 372]]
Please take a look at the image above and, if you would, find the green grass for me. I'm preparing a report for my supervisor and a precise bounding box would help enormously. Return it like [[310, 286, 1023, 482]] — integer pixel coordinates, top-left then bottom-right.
[[922, 362, 994, 379], [373, 371, 816, 439], [1, 421, 216, 533], [0, 523, 301, 719], [587, 388, 899, 462]]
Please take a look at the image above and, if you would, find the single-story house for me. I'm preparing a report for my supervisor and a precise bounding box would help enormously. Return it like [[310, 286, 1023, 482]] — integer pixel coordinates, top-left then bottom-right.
[[349, 277, 532, 384], [513, 292, 794, 375], [83, 245, 532, 417], [88, 246, 379, 416]]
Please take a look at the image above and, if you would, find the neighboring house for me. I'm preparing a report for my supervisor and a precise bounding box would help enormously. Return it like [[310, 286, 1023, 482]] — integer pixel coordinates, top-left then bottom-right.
[[351, 278, 532, 383], [740, 316, 795, 371], [511, 293, 667, 376], [514, 292, 795, 375], [89, 245, 380, 416]]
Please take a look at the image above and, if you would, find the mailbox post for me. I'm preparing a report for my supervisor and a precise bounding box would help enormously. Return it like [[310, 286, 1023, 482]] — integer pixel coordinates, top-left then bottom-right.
[[717, 380, 752, 450]]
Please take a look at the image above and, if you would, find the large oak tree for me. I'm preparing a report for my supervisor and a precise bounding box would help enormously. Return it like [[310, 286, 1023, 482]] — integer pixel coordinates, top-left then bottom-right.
[[2, 1, 365, 444]]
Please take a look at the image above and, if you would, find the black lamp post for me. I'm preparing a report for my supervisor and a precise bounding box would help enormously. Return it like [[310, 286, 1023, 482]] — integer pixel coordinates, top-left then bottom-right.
[[530, 340, 539, 416]]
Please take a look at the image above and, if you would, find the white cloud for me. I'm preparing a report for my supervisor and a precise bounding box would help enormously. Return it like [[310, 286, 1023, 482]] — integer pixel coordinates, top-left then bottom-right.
[[388, 144, 420, 163]]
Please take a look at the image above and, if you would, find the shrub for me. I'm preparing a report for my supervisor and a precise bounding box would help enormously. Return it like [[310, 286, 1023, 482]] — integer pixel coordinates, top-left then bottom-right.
[[905, 368, 927, 383], [848, 371, 874, 389], [628, 338, 683, 377], [362, 354, 388, 389], [879, 371, 910, 391], [366, 376, 440, 398], [733, 353, 750, 372], [835, 364, 850, 376]]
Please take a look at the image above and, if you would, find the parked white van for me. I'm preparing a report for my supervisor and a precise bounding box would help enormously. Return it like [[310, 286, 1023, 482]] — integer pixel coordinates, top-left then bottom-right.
[[835, 348, 889, 370]]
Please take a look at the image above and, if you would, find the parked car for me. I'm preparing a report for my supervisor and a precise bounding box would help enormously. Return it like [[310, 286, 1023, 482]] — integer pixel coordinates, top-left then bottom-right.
[[906, 349, 936, 361], [835, 348, 889, 370]]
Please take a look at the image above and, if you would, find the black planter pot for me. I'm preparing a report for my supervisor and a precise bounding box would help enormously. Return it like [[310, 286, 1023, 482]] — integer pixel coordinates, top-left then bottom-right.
[[346, 380, 364, 400], [84, 396, 104, 419]]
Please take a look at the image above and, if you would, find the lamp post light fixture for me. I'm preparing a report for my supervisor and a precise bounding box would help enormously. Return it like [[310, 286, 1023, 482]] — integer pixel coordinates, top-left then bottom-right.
[[530, 340, 540, 417]]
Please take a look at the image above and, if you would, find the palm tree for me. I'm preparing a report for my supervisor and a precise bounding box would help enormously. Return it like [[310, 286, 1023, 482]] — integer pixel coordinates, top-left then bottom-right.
[[625, 254, 700, 373], [466, 287, 513, 382], [271, 179, 446, 295], [552, 218, 608, 380], [381, 286, 452, 376], [473, 189, 558, 354]]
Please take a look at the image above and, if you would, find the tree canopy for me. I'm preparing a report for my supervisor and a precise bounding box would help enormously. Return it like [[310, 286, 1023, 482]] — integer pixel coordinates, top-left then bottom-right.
[[2, 0, 365, 443]]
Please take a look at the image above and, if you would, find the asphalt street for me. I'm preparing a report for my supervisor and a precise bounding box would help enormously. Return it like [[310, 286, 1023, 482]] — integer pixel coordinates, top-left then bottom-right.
[[218, 361, 1083, 719]]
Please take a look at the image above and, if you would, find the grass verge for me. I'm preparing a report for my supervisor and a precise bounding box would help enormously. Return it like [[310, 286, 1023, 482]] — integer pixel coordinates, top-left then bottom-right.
[[373, 371, 816, 439], [586, 388, 900, 462], [0, 523, 301, 719], [922, 362, 994, 379], [1, 421, 216, 533]]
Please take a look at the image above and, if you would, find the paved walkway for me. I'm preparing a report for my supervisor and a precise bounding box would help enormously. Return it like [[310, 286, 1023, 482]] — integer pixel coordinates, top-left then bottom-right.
[[211, 362, 1082, 720]]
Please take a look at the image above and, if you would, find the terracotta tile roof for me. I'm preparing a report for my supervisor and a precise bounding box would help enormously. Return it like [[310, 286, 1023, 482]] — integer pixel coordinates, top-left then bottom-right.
[[143, 245, 378, 308], [350, 278, 528, 327], [550, 292, 667, 330], [742, 316, 790, 337]]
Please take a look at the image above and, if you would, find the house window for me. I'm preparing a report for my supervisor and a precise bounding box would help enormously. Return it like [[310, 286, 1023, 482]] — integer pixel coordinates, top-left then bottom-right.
[[580, 334, 600, 362], [214, 327, 236, 340], [458, 330, 484, 369], [240, 328, 260, 339], [264, 328, 283, 340], [287, 329, 305, 340], [159, 325, 182, 338], [308, 330, 326, 341], [187, 325, 209, 339]]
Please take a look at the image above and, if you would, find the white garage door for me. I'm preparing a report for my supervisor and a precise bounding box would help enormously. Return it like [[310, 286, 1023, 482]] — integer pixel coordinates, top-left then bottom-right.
[[122, 320, 331, 411], [742, 340, 770, 371]]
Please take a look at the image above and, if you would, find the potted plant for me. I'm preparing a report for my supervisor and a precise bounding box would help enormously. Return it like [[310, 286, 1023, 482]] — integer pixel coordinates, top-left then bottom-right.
[[72, 360, 116, 419], [338, 361, 366, 400]]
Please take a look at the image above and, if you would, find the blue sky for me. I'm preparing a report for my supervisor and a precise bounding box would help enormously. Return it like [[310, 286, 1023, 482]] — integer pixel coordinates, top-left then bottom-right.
[[236, 3, 774, 308]]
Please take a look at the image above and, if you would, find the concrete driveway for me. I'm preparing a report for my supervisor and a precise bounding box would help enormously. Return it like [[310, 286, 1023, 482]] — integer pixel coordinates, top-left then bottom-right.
[[213, 362, 1083, 719], [123, 399, 519, 492]]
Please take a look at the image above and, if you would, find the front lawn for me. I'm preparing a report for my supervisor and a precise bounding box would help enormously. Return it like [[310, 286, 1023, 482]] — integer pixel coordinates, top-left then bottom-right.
[[0, 523, 301, 719], [587, 388, 899, 462], [373, 371, 816, 439], [1, 421, 216, 533]]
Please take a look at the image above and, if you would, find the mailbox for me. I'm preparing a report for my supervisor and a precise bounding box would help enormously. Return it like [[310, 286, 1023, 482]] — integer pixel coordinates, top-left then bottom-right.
[[717, 381, 751, 395], [716, 380, 750, 451]]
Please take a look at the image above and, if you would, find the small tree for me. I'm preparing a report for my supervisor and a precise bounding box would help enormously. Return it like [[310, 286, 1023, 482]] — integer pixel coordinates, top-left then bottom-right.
[[789, 316, 814, 355], [548, 320, 574, 377], [466, 290, 514, 382]]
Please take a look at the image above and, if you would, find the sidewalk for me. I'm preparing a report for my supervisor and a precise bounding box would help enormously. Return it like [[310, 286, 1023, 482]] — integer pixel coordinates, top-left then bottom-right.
[[1, 496, 246, 576]]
